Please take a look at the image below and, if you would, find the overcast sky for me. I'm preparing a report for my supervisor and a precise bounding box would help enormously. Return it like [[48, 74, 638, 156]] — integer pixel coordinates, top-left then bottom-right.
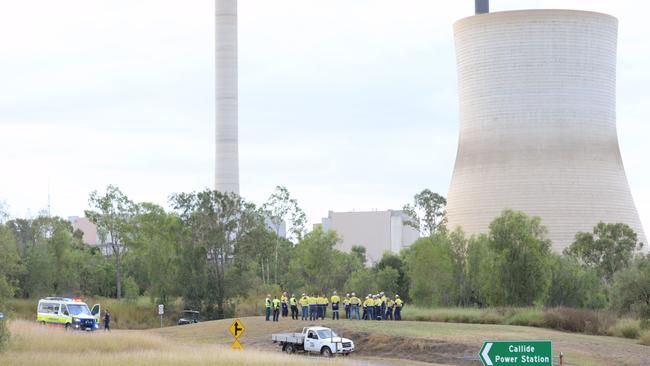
[[1, 0, 648, 235]]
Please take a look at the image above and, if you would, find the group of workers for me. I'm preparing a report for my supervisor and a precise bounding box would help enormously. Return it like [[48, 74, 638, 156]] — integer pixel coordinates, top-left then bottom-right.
[[264, 291, 404, 322]]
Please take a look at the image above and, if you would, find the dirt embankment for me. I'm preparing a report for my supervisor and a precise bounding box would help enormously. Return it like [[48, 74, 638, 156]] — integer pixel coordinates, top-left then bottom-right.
[[345, 330, 479, 365]]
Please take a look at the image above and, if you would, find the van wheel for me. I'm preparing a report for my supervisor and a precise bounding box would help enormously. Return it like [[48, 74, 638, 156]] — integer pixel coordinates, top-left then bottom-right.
[[321, 346, 333, 357], [65, 323, 71, 330], [284, 344, 295, 354]]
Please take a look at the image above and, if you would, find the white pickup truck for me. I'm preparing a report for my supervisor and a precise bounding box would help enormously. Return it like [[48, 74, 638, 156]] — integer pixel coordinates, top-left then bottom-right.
[[271, 326, 355, 357]]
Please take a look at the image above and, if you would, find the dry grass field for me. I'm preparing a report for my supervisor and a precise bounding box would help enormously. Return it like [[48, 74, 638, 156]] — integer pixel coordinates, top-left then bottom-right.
[[0, 319, 354, 366], [2, 316, 649, 366]]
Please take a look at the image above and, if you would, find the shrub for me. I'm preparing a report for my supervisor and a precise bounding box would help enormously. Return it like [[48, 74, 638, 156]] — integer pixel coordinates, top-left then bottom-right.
[[0, 318, 9, 352], [542, 307, 602, 333], [123, 277, 140, 304], [607, 319, 641, 339], [506, 309, 545, 327], [639, 330, 650, 346]]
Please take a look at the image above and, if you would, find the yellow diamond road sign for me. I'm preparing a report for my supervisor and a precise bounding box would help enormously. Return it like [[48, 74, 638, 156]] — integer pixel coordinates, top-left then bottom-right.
[[229, 319, 245, 339], [231, 339, 243, 350]]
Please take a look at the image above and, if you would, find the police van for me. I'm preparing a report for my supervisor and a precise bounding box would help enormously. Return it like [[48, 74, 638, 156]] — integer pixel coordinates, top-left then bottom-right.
[[37, 297, 101, 331]]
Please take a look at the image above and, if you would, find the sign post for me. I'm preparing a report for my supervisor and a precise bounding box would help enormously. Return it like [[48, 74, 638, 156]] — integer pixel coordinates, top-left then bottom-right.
[[479, 340, 552, 366], [229, 318, 245, 350], [158, 304, 164, 328]]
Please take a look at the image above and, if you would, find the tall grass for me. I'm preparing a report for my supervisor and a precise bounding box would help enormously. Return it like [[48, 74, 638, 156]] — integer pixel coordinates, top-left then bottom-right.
[[8, 297, 183, 329], [0, 320, 351, 366]]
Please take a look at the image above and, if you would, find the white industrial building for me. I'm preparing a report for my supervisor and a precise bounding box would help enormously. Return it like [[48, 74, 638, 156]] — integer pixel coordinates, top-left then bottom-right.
[[446, 6, 647, 252], [320, 210, 420, 265]]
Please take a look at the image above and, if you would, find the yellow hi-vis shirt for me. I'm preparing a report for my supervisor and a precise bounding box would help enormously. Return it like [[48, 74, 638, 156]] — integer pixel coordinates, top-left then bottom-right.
[[374, 298, 381, 306], [290, 297, 297, 306], [317, 296, 328, 305], [331, 295, 340, 304], [265, 298, 272, 308], [387, 299, 395, 307], [362, 298, 370, 308], [307, 296, 317, 305], [272, 298, 281, 309], [299, 296, 309, 306], [381, 295, 387, 303], [281, 295, 288, 304], [343, 297, 350, 305], [349, 296, 360, 305], [395, 298, 403, 307]]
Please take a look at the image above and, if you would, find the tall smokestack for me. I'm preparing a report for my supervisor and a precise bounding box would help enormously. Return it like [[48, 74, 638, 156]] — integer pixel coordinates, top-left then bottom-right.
[[475, 0, 489, 14], [215, 0, 240, 194]]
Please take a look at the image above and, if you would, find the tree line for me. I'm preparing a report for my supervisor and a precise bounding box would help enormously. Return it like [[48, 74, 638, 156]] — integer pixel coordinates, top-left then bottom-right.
[[0, 187, 649, 328]]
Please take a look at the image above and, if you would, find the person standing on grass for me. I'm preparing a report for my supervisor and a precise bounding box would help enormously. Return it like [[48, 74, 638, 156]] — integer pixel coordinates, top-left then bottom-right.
[[308, 293, 317, 321], [394, 295, 403, 321], [290, 294, 298, 320], [281, 292, 289, 318], [385, 297, 394, 320], [299, 293, 309, 320], [103, 310, 111, 331], [343, 293, 350, 320], [272, 295, 281, 322], [349, 293, 361, 320], [330, 291, 340, 320], [265, 294, 272, 321]]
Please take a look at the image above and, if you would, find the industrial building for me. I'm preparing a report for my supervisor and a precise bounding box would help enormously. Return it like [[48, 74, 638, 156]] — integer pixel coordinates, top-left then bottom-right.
[[446, 3, 647, 252], [320, 210, 420, 265]]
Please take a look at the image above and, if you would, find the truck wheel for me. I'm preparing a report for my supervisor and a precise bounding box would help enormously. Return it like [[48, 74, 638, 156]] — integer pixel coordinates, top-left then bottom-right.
[[285, 344, 295, 354], [321, 346, 333, 357], [64, 323, 71, 330]]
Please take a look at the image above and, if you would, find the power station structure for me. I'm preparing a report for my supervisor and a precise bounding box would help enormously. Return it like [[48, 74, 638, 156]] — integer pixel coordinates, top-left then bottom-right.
[[446, 2, 647, 252], [215, 0, 240, 194]]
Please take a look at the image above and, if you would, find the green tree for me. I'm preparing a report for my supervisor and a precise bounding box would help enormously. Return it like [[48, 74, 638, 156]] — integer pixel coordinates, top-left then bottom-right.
[[564, 222, 642, 284], [611, 254, 650, 322], [350, 245, 367, 266], [485, 209, 552, 306], [405, 235, 454, 306], [287, 227, 339, 293], [403, 189, 447, 236], [85, 185, 134, 298], [262, 186, 307, 284], [344, 269, 377, 298], [376, 252, 409, 300], [545, 255, 607, 309], [127, 203, 182, 306], [171, 190, 261, 318]]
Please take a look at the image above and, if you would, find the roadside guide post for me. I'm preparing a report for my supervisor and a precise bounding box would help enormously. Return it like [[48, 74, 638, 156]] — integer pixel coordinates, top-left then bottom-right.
[[479, 340, 552, 366], [158, 304, 164, 328], [229, 318, 245, 350], [0, 312, 4, 320]]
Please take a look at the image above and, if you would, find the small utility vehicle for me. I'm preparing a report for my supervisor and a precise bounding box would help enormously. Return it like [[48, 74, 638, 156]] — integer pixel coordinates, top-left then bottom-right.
[[177, 310, 200, 325], [271, 326, 354, 357]]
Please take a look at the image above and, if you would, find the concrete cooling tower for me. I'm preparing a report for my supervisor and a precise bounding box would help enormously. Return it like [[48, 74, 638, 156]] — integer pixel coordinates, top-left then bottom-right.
[[446, 9, 647, 252], [215, 0, 239, 194]]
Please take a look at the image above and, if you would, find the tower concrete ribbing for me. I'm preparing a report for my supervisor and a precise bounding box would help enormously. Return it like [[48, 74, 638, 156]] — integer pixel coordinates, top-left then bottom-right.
[[215, 0, 239, 194], [446, 10, 646, 252]]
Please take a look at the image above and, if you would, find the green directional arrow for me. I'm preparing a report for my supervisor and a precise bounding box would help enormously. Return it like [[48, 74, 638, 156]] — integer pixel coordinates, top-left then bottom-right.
[[479, 340, 552, 366]]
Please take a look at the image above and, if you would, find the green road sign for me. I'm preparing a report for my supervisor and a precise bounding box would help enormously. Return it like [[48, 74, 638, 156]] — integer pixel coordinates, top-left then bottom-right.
[[479, 340, 552, 366]]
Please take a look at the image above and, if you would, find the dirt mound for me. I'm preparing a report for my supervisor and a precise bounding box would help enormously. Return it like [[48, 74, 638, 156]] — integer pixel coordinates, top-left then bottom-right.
[[346, 330, 479, 365]]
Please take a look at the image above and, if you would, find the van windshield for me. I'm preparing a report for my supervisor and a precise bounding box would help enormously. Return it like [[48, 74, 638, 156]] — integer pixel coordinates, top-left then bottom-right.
[[67, 304, 92, 316]]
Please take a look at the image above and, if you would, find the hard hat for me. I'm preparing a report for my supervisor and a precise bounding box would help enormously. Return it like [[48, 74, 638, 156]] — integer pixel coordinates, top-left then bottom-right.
[[333, 291, 337, 294], [380, 291, 384, 295], [302, 293, 306, 296], [346, 293, 350, 296], [396, 294, 400, 298], [351, 292, 355, 296]]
